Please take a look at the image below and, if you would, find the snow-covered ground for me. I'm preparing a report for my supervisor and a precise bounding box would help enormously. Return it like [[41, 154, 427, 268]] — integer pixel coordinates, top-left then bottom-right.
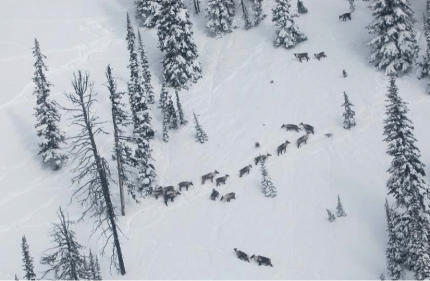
[[0, 0, 429, 279]]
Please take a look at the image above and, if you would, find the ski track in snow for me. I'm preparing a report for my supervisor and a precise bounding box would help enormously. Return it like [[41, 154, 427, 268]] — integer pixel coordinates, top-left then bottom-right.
[[0, 0, 428, 279]]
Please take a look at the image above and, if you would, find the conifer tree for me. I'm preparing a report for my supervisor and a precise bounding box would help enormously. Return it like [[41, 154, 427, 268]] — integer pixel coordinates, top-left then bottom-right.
[[175, 91, 187, 125], [326, 209, 336, 222], [137, 30, 155, 104], [342, 92, 356, 129], [81, 256, 91, 280], [193, 111, 208, 143], [383, 75, 427, 205], [162, 107, 170, 142], [167, 96, 179, 130], [297, 0, 308, 14], [260, 160, 277, 198], [252, 0, 267, 26], [336, 195, 347, 217], [192, 0, 201, 14], [32, 39, 67, 170], [417, 0, 430, 94], [106, 65, 138, 216], [240, 0, 253, 29], [349, 0, 355, 12], [94, 256, 102, 280], [205, 0, 236, 37], [126, 14, 156, 195], [88, 250, 97, 280], [383, 75, 430, 276], [379, 273, 385, 280], [21, 236, 36, 280], [366, 0, 418, 75], [272, 0, 307, 48], [385, 200, 405, 280], [62, 71, 126, 275], [159, 79, 169, 109], [135, 0, 161, 28], [14, 274, 18, 281], [157, 0, 202, 91], [40, 207, 85, 280]]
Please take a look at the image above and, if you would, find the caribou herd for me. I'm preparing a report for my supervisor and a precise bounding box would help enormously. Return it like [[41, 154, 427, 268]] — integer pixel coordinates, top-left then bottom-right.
[[148, 122, 317, 206], [147, 122, 318, 266]]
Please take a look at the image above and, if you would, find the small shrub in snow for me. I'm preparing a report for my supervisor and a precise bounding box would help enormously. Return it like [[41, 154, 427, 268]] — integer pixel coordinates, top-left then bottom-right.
[[342, 92, 356, 129], [326, 209, 336, 222], [297, 0, 308, 14], [193, 111, 208, 143], [336, 195, 347, 217]]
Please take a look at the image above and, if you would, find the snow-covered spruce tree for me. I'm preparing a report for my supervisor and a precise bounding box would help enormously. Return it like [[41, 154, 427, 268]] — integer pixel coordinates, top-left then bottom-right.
[[40, 207, 85, 280], [162, 107, 170, 142], [326, 209, 336, 222], [135, 0, 161, 28], [126, 14, 156, 195], [272, 0, 307, 48], [81, 256, 91, 280], [94, 256, 102, 280], [62, 71, 126, 275], [21, 236, 36, 280], [137, 30, 155, 104], [379, 273, 385, 281], [366, 0, 418, 75], [167, 96, 179, 129], [385, 200, 405, 280], [205, 0, 236, 37], [240, 0, 253, 29], [192, 0, 201, 14], [349, 0, 355, 12], [193, 111, 208, 143], [175, 90, 187, 125], [14, 274, 18, 281], [88, 250, 102, 280], [342, 91, 356, 129], [260, 160, 277, 198], [32, 39, 67, 170], [106, 65, 138, 216], [157, 0, 202, 113], [383, 75, 430, 276], [336, 195, 347, 217], [159, 79, 169, 109], [252, 0, 267, 26], [417, 0, 430, 94], [297, 0, 308, 14]]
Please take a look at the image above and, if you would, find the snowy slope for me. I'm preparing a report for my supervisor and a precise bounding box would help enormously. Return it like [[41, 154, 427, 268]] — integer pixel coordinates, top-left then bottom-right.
[[0, 0, 429, 279]]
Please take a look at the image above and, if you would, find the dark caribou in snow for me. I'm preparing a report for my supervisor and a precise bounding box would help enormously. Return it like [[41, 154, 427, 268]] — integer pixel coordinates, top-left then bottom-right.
[[281, 124, 301, 132], [163, 190, 181, 206], [299, 122, 314, 134], [255, 153, 271, 165], [234, 248, 250, 262], [314, 52, 327, 60], [294, 53, 310, 62], [202, 170, 220, 184], [216, 175, 230, 186], [297, 133, 309, 148], [339, 13, 352, 21], [250, 254, 273, 267], [210, 189, 220, 200], [178, 181, 193, 191], [220, 192, 236, 202], [277, 140, 291, 156], [239, 165, 252, 177]]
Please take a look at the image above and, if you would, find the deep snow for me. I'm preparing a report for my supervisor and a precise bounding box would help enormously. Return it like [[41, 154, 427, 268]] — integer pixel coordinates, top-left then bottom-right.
[[0, 0, 429, 279]]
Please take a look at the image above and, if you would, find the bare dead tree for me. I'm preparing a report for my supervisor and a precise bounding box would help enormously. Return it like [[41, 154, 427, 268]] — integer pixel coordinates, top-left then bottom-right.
[[40, 207, 85, 280], [61, 71, 126, 275]]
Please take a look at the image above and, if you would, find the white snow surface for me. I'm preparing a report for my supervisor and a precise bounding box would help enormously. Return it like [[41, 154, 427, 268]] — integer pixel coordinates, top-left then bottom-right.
[[0, 0, 429, 279]]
